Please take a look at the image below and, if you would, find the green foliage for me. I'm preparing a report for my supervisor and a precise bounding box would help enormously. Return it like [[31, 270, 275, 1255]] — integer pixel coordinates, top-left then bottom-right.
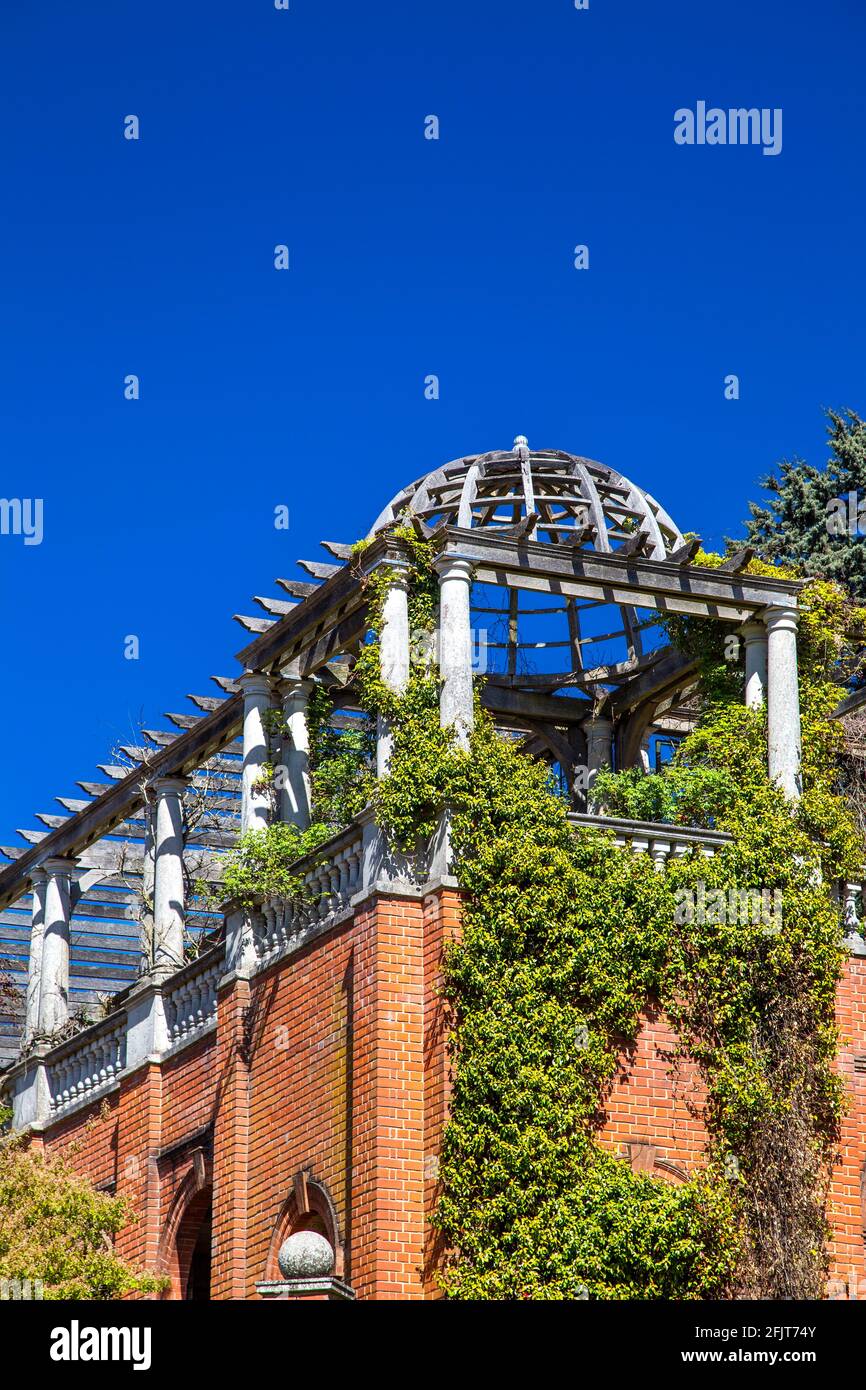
[[219, 821, 334, 908], [0, 1134, 165, 1299], [220, 526, 857, 1298], [363, 544, 858, 1299], [743, 408, 866, 602], [592, 762, 738, 827], [306, 684, 373, 829], [432, 716, 741, 1298]]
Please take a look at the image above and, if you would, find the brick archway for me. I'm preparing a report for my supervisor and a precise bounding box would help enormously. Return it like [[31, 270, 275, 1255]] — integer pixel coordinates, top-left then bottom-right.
[[159, 1165, 214, 1300]]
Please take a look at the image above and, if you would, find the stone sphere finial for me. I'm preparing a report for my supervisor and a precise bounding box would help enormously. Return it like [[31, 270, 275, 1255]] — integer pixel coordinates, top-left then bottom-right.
[[277, 1230, 335, 1280], [513, 434, 529, 450]]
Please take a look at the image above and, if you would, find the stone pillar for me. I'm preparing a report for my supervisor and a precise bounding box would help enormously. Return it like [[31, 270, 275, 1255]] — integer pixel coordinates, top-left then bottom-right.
[[38, 857, 76, 1035], [434, 555, 474, 749], [151, 776, 188, 977], [24, 869, 48, 1041], [278, 678, 313, 827], [639, 734, 652, 773], [765, 603, 802, 799], [585, 716, 613, 778], [139, 802, 156, 975], [238, 671, 275, 833], [375, 566, 411, 776], [742, 620, 768, 709]]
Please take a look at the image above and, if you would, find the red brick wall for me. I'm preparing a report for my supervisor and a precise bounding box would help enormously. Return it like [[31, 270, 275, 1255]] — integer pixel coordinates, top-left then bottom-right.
[[830, 953, 866, 1296], [348, 893, 425, 1299], [422, 886, 460, 1296], [599, 1001, 706, 1180], [243, 916, 356, 1296], [31, 892, 866, 1300], [596, 960, 866, 1293]]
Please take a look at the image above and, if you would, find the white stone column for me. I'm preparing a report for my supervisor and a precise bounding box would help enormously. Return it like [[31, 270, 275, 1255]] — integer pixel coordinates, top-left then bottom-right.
[[278, 678, 313, 826], [138, 801, 156, 974], [151, 776, 188, 977], [239, 671, 275, 833], [741, 620, 768, 709], [639, 734, 652, 773], [435, 555, 475, 749], [37, 857, 75, 1035], [376, 566, 411, 776], [765, 603, 802, 799], [24, 869, 48, 1041], [585, 716, 614, 778]]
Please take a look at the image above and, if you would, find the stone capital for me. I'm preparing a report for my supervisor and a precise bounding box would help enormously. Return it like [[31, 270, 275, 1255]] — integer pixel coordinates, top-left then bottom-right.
[[583, 714, 613, 732], [150, 775, 189, 798], [277, 675, 315, 701], [42, 856, 76, 877], [433, 554, 474, 585], [237, 670, 275, 699], [360, 551, 412, 582], [763, 603, 798, 634]]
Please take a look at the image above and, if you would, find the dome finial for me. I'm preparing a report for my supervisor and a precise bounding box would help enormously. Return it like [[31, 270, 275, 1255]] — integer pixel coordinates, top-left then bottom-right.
[[513, 434, 529, 451]]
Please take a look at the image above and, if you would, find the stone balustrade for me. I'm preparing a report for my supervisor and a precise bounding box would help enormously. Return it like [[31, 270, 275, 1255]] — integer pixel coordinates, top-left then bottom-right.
[[568, 812, 733, 867], [12, 807, 866, 1135], [163, 950, 222, 1047], [572, 815, 866, 956], [47, 1016, 126, 1117], [253, 823, 364, 964], [840, 876, 866, 955]]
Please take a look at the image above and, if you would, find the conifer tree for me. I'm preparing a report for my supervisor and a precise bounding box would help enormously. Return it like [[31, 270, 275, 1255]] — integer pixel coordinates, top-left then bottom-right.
[[743, 409, 866, 599]]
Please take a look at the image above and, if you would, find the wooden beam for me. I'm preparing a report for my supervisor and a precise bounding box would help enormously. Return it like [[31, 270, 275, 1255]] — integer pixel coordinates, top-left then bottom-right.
[[254, 595, 297, 617], [275, 579, 319, 599], [0, 695, 242, 911], [610, 649, 698, 716], [298, 613, 369, 678], [233, 614, 274, 634], [481, 684, 590, 726], [721, 546, 755, 573], [434, 526, 800, 618], [236, 549, 370, 670], [298, 559, 342, 580]]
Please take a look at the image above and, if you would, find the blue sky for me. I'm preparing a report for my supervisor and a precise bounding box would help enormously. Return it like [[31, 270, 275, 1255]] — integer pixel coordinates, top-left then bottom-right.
[[1, 0, 865, 844]]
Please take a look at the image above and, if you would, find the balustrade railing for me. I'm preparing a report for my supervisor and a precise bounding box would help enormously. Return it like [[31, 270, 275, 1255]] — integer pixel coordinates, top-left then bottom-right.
[[840, 877, 866, 954], [568, 812, 732, 867], [253, 822, 364, 964], [163, 950, 222, 1046], [18, 808, 866, 1135], [47, 1016, 126, 1116], [572, 815, 866, 954]]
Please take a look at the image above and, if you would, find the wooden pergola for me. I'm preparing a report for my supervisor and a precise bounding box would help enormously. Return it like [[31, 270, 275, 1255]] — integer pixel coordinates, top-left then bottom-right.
[[0, 441, 804, 1064]]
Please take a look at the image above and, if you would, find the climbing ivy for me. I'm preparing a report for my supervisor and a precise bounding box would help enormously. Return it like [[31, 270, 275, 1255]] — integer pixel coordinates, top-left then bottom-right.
[[219, 821, 334, 908], [358, 543, 861, 1299], [225, 528, 862, 1298]]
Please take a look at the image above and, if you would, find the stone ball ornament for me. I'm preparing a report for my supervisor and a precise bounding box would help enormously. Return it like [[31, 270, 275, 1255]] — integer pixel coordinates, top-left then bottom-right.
[[277, 1230, 335, 1280]]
